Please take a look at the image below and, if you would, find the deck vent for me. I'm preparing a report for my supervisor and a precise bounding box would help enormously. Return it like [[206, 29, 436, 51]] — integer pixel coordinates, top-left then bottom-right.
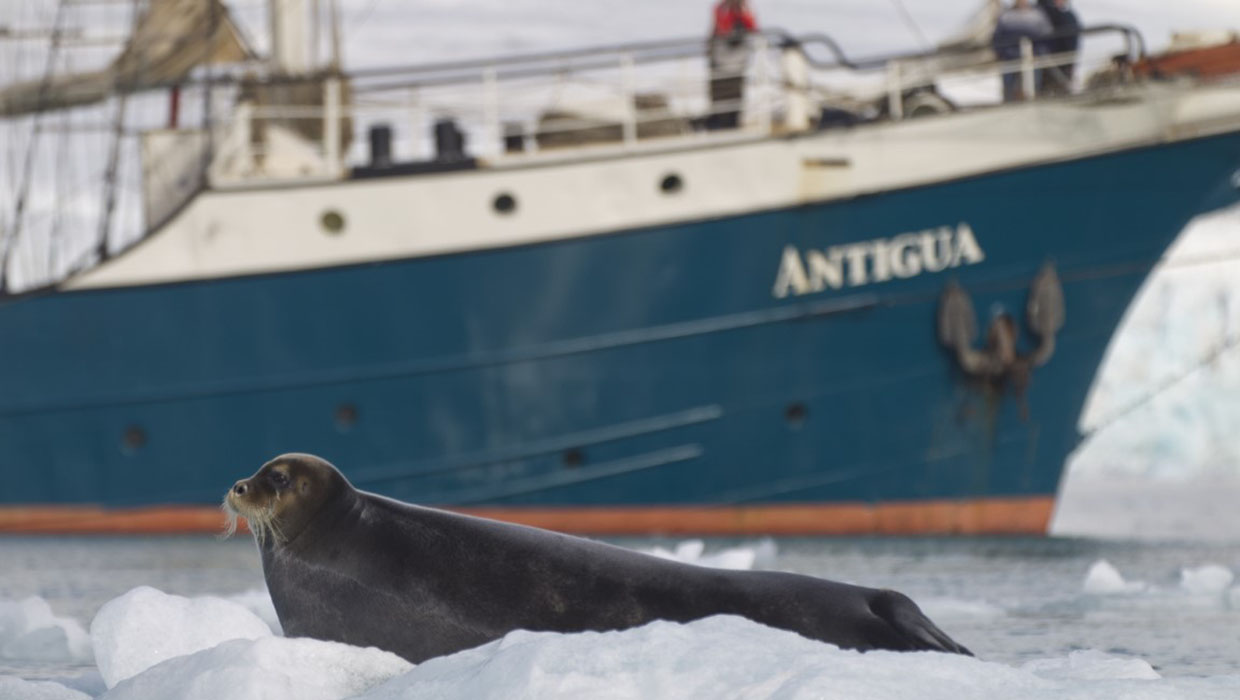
[[368, 124, 393, 168], [493, 193, 517, 215], [660, 173, 683, 194]]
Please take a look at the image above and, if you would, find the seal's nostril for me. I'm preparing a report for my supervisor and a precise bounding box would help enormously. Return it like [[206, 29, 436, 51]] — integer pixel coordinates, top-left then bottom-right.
[[233, 483, 246, 496]]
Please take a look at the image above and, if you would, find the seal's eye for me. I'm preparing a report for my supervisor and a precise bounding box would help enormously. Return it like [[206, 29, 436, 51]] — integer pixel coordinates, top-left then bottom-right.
[[270, 471, 290, 489]]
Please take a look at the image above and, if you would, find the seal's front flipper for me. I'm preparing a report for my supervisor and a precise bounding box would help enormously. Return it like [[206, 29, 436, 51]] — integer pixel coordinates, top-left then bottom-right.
[[868, 589, 973, 656]]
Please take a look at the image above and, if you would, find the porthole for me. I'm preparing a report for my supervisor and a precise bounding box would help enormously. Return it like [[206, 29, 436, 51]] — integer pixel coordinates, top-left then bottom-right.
[[784, 402, 808, 430], [493, 192, 517, 215], [335, 403, 359, 432], [320, 210, 346, 234], [562, 448, 585, 469], [659, 173, 684, 195], [122, 425, 147, 453]]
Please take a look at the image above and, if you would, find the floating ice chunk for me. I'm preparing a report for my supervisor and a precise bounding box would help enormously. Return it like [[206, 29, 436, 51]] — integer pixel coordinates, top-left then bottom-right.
[[1023, 649, 1161, 681], [359, 615, 1032, 700], [90, 586, 273, 689], [0, 676, 91, 700], [101, 636, 411, 700], [1083, 560, 1147, 594], [640, 538, 778, 570], [1180, 564, 1235, 596], [225, 589, 283, 635], [740, 537, 779, 569], [646, 538, 704, 562], [0, 597, 92, 663], [917, 597, 1006, 621]]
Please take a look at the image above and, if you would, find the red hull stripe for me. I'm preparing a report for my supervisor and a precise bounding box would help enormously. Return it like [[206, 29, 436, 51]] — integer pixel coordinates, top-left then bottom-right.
[[0, 497, 1054, 535]]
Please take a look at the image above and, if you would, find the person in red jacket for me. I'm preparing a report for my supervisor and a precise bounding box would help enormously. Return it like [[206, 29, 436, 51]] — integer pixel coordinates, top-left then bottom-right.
[[713, 0, 757, 36], [708, 0, 758, 129]]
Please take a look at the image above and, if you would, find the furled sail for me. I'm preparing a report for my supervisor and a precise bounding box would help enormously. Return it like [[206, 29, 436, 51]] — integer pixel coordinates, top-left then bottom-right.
[[938, 0, 1002, 57], [0, 0, 251, 118], [888, 0, 1000, 89]]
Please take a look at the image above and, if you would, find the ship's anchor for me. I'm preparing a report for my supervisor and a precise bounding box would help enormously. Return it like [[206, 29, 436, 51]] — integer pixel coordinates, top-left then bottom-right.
[[936, 263, 1065, 392]]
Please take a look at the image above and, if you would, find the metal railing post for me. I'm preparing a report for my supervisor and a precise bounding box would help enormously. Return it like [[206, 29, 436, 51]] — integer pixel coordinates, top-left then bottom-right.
[[238, 103, 253, 176], [406, 86, 421, 161], [620, 54, 638, 146], [887, 60, 903, 120], [324, 75, 341, 175], [482, 66, 499, 158], [781, 43, 810, 132], [752, 34, 770, 133], [1020, 38, 1036, 99]]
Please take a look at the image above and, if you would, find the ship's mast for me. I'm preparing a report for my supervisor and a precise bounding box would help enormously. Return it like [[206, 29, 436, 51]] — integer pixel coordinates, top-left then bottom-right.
[[268, 0, 311, 74], [328, 0, 343, 70]]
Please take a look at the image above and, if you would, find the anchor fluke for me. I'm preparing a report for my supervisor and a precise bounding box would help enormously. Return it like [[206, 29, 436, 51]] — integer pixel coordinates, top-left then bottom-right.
[[936, 262, 1065, 384]]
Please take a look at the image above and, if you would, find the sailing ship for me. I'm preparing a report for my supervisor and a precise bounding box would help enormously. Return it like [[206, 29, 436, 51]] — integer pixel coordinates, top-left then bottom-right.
[[1, 1, 1238, 534]]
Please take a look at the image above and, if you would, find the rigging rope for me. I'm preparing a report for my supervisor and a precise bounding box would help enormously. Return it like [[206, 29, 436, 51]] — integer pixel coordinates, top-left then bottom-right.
[[887, 0, 930, 50], [4, 0, 69, 293]]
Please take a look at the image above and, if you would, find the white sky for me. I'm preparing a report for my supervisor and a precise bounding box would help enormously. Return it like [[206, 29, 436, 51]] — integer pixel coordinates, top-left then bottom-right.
[[328, 0, 1239, 68]]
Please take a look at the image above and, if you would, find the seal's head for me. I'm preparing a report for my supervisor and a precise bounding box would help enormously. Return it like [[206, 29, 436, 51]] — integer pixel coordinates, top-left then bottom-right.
[[224, 453, 350, 545]]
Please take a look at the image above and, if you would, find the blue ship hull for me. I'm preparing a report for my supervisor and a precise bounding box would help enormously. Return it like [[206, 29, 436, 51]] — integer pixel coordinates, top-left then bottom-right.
[[2, 131, 1239, 532]]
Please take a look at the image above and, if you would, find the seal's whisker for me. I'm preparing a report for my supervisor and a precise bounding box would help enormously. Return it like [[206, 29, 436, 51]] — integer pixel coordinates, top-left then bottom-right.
[[220, 498, 239, 540], [268, 500, 288, 544], [269, 517, 287, 544]]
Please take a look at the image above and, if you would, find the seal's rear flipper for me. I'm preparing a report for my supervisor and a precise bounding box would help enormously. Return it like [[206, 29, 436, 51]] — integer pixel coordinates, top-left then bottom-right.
[[869, 589, 973, 656]]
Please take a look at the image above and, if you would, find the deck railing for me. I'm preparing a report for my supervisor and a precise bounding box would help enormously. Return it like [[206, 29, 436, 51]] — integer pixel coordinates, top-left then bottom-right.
[[203, 24, 1149, 185]]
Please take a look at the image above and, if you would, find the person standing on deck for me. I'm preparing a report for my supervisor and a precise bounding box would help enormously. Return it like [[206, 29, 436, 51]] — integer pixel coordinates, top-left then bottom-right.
[[1038, 0, 1081, 95], [992, 0, 1053, 102], [708, 0, 758, 129]]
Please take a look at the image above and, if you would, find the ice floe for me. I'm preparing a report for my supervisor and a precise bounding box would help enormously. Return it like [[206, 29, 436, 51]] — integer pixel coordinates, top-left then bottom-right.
[[1082, 560, 1148, 595], [99, 636, 410, 700], [640, 538, 778, 570], [0, 675, 92, 700], [356, 616, 1234, 700], [222, 589, 283, 636], [1179, 564, 1235, 596], [3, 583, 1239, 699], [917, 598, 1007, 621], [1022, 649, 1160, 681], [0, 596, 93, 664], [89, 586, 273, 688]]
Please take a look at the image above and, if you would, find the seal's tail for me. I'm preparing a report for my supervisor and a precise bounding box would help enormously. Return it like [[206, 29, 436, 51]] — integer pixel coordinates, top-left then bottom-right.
[[869, 589, 973, 656]]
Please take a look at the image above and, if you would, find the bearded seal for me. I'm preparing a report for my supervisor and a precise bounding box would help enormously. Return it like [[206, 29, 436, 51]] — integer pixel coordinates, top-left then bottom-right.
[[224, 453, 971, 662]]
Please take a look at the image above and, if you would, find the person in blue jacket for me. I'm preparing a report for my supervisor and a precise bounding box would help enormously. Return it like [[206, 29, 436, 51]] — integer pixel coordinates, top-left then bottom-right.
[[992, 0, 1053, 101], [1038, 0, 1081, 95]]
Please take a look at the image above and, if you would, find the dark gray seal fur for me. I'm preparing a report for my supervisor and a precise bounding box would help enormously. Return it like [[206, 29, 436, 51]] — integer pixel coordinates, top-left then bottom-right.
[[226, 453, 971, 663]]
